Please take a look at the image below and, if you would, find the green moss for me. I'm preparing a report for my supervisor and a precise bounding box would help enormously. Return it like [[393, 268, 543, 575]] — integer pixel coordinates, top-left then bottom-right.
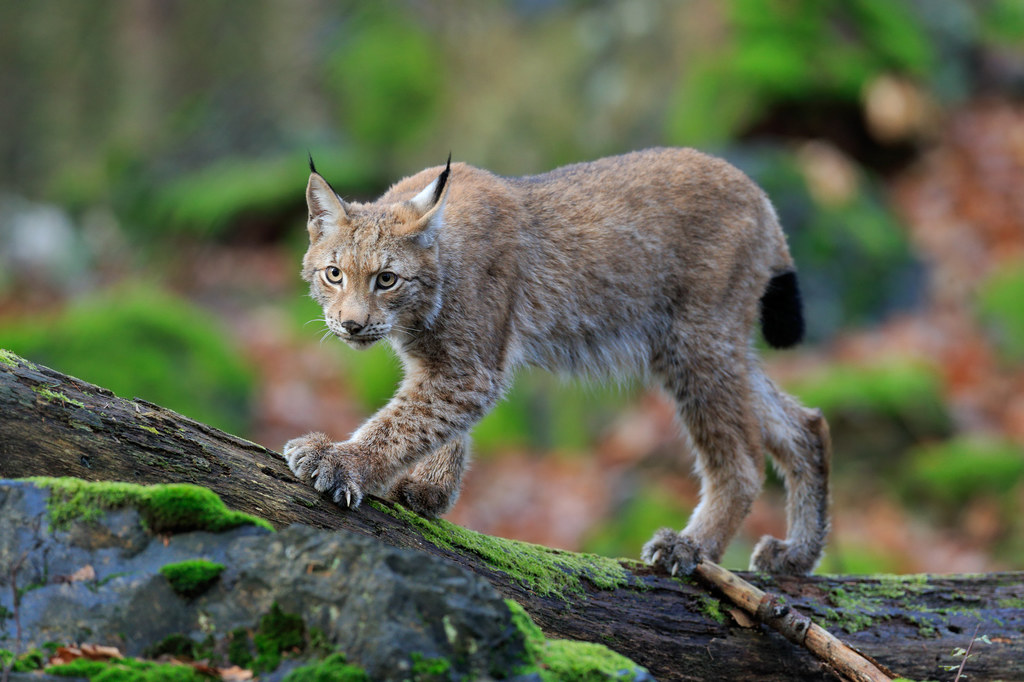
[[28, 477, 273, 534], [227, 627, 253, 668], [542, 640, 646, 682], [139, 425, 160, 435], [822, 574, 958, 636], [281, 652, 369, 682], [48, 657, 207, 681], [31, 386, 85, 408], [159, 559, 225, 599], [698, 595, 727, 624], [4, 648, 46, 672], [253, 603, 306, 673], [505, 599, 648, 681], [143, 634, 200, 660], [410, 652, 452, 680], [371, 500, 637, 599], [0, 348, 22, 368]]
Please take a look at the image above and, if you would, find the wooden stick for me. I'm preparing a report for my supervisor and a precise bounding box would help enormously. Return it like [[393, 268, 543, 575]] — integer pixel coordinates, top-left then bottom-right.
[[694, 561, 896, 682]]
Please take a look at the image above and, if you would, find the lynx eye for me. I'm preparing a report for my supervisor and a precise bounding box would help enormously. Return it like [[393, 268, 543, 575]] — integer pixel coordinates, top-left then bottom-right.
[[323, 266, 343, 285], [376, 271, 398, 290]]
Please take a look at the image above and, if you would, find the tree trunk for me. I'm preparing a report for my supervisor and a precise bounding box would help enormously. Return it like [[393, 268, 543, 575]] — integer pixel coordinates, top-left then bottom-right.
[[2, 353, 1022, 682]]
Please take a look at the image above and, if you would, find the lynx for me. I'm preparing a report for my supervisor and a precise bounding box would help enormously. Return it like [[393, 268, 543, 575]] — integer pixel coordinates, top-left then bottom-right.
[[284, 148, 831, 575]]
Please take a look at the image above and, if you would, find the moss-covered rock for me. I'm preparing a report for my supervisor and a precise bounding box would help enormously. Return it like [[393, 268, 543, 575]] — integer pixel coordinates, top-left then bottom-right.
[[29, 477, 272, 534], [159, 559, 225, 599]]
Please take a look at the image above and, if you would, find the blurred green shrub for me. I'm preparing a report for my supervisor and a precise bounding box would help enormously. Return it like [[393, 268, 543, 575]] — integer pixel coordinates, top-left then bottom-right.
[[735, 146, 922, 340], [668, 0, 934, 145], [787, 358, 951, 471], [902, 436, 1024, 509], [583, 482, 691, 560], [326, 9, 444, 153], [473, 372, 638, 455], [976, 261, 1024, 362], [0, 287, 254, 435]]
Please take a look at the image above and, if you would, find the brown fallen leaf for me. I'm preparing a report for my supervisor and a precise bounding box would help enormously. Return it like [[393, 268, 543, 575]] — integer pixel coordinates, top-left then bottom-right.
[[218, 665, 255, 681], [70, 564, 96, 582], [80, 643, 124, 660], [727, 606, 757, 628]]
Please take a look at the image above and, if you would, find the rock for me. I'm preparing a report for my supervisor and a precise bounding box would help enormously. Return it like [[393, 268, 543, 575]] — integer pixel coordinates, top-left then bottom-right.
[[0, 480, 532, 679]]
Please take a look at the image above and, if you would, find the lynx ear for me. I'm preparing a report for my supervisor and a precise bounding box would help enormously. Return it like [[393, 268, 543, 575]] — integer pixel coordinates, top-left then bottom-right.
[[306, 162, 349, 243], [397, 154, 451, 247]]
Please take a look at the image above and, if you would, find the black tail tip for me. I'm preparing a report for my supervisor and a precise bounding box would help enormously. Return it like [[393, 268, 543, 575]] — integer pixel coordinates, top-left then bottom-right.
[[760, 270, 805, 349]]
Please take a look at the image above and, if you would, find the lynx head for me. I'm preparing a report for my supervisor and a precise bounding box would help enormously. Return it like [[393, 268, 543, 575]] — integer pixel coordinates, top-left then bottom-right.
[[302, 155, 450, 349]]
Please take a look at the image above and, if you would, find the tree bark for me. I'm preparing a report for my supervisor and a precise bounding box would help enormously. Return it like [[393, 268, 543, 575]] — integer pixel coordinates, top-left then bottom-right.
[[2, 354, 1022, 682]]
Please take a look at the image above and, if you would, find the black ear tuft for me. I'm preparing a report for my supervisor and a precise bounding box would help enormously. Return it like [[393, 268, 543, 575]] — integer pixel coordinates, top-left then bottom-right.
[[432, 153, 452, 207], [307, 151, 318, 175]]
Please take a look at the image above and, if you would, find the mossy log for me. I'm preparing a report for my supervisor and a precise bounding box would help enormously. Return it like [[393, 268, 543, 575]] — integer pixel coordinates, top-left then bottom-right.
[[2, 352, 1023, 682]]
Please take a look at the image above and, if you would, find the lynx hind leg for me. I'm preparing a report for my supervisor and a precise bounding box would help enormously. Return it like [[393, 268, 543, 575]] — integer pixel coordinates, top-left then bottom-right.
[[643, 345, 765, 575], [749, 366, 831, 574], [387, 435, 469, 518]]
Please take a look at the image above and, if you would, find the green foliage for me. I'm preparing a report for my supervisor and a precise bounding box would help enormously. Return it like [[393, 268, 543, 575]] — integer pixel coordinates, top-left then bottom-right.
[[253, 603, 306, 673], [0, 286, 254, 435], [976, 261, 1024, 361], [668, 0, 934, 145], [583, 483, 691, 560], [32, 477, 273, 534], [737, 147, 921, 340], [159, 559, 225, 599], [903, 436, 1024, 508], [282, 653, 369, 682], [326, 9, 444, 152], [979, 0, 1024, 46], [475, 372, 638, 456], [787, 359, 946, 425]]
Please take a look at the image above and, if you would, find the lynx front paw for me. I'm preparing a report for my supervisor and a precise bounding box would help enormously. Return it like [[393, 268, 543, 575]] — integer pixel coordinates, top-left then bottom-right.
[[388, 477, 457, 518], [283, 432, 365, 508], [750, 535, 818, 575], [641, 528, 703, 577]]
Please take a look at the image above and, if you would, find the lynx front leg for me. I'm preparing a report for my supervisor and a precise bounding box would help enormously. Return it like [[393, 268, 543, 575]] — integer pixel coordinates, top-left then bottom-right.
[[284, 369, 500, 510], [387, 435, 470, 517], [644, 343, 765, 575]]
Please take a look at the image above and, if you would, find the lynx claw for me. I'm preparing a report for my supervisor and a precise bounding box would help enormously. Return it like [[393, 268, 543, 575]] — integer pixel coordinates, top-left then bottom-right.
[[283, 432, 365, 510], [641, 527, 703, 577]]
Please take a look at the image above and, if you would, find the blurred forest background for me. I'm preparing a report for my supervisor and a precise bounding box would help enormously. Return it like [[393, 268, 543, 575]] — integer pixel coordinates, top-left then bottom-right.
[[2, 0, 1024, 575]]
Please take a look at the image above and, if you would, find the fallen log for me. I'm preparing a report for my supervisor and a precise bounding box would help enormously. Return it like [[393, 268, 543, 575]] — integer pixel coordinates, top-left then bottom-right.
[[2, 351, 1022, 681]]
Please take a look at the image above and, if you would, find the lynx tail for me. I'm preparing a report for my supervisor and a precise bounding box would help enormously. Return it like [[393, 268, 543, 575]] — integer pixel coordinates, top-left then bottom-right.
[[759, 270, 805, 349]]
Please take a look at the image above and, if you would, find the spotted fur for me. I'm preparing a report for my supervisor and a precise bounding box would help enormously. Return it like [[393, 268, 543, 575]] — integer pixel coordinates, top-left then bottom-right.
[[284, 147, 831, 575]]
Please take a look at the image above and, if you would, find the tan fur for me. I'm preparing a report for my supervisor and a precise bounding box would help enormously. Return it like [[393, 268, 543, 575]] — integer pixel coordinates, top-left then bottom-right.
[[284, 147, 831, 575]]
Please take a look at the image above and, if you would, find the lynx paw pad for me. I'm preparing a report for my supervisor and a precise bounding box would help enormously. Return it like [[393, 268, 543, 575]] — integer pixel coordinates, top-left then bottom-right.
[[641, 528, 703, 577], [750, 535, 818, 575]]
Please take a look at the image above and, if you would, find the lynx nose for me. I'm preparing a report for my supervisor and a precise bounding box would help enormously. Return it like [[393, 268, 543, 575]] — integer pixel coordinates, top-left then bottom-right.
[[340, 320, 364, 335]]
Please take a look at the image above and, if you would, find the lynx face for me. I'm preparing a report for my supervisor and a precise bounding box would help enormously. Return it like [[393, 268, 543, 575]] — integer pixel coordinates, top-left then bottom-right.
[[301, 161, 449, 349]]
